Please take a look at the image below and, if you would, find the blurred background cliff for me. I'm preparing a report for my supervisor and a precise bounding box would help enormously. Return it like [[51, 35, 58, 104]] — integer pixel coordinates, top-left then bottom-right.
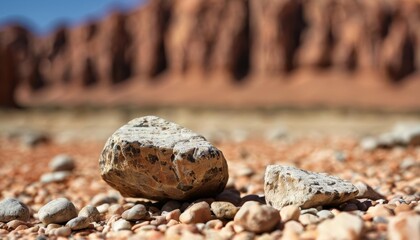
[[1, 0, 420, 110]]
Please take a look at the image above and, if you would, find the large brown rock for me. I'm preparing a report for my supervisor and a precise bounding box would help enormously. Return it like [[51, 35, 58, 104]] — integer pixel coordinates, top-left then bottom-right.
[[99, 116, 229, 201]]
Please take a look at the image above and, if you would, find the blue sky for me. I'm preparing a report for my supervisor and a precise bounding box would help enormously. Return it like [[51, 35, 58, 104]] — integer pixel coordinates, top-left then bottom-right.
[[0, 0, 143, 34]]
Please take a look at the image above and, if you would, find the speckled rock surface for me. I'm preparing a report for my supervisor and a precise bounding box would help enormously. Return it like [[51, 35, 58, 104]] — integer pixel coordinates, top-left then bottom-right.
[[264, 165, 358, 209], [0, 198, 30, 222], [99, 116, 229, 200]]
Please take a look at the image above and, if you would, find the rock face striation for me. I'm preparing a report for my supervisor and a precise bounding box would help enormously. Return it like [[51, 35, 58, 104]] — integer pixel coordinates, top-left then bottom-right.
[[264, 165, 358, 209], [99, 116, 229, 201]]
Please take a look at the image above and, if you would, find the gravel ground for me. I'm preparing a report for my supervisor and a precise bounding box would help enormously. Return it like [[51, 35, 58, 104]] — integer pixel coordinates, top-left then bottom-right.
[[0, 109, 419, 239]]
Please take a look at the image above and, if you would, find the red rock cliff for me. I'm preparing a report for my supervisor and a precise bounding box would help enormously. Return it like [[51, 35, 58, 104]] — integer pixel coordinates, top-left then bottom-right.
[[1, 0, 420, 109]]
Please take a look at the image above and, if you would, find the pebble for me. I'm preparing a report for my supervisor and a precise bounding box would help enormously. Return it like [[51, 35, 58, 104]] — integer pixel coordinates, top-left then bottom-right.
[[264, 165, 358, 209], [164, 209, 181, 221], [161, 200, 181, 212], [388, 214, 420, 240], [0, 198, 30, 222], [179, 201, 212, 224], [78, 205, 101, 222], [298, 214, 319, 225], [66, 216, 91, 230], [38, 198, 77, 224], [99, 116, 229, 200], [284, 220, 304, 234], [234, 201, 280, 233], [366, 205, 393, 217], [108, 204, 124, 215], [211, 201, 238, 220], [49, 154, 75, 172], [40, 171, 71, 183], [205, 219, 224, 229], [112, 219, 132, 231], [317, 212, 364, 239], [316, 210, 334, 219], [52, 226, 71, 237], [122, 204, 148, 221], [360, 137, 378, 151], [280, 205, 300, 222], [6, 220, 28, 230], [91, 193, 119, 206]]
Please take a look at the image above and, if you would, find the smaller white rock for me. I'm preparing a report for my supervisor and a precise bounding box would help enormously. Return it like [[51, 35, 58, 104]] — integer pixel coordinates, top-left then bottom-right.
[[122, 204, 148, 221], [49, 154, 75, 172], [78, 205, 101, 222], [0, 198, 30, 222], [317, 212, 364, 239], [38, 198, 77, 224], [66, 216, 90, 230], [112, 219, 132, 231], [40, 171, 71, 183]]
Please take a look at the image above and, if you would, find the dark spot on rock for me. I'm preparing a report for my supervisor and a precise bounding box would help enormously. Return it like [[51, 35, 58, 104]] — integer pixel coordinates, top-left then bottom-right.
[[202, 167, 219, 183], [170, 154, 175, 162], [152, 175, 161, 183], [187, 154, 195, 163], [177, 183, 193, 191], [147, 154, 158, 164], [160, 161, 167, 166]]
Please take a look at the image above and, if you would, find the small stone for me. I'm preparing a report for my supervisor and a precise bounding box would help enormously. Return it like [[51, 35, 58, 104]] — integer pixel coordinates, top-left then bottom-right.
[[316, 210, 333, 219], [367, 205, 393, 217], [38, 198, 77, 224], [372, 216, 388, 224], [49, 154, 75, 172], [66, 216, 90, 230], [161, 200, 181, 212], [388, 214, 420, 240], [211, 201, 238, 220], [99, 116, 229, 201], [122, 204, 148, 221], [112, 219, 132, 231], [0, 198, 30, 222], [179, 201, 212, 224], [40, 171, 71, 183], [53, 226, 71, 237], [298, 214, 319, 225], [234, 202, 280, 234], [360, 137, 378, 151], [91, 193, 119, 206], [280, 205, 300, 222], [205, 219, 224, 229], [108, 204, 124, 215], [284, 220, 304, 233], [164, 209, 181, 221], [264, 165, 358, 209], [355, 182, 385, 200], [6, 220, 28, 230], [78, 205, 101, 222], [317, 212, 364, 239]]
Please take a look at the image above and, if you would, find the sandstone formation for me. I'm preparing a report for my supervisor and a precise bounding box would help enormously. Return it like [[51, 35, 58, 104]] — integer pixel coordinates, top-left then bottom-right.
[[1, 0, 420, 108], [264, 165, 359, 209], [99, 116, 229, 201]]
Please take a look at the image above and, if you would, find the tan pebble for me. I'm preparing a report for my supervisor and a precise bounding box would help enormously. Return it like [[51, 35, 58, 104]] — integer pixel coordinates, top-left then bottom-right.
[[138, 225, 157, 231], [167, 219, 179, 226], [132, 220, 150, 231], [234, 201, 280, 233], [299, 214, 319, 225], [150, 216, 166, 225], [284, 220, 304, 234], [232, 231, 255, 240], [179, 202, 212, 224], [367, 205, 393, 217], [6, 220, 28, 230], [317, 212, 364, 239], [394, 204, 412, 214], [233, 224, 245, 233], [281, 229, 300, 240], [211, 201, 238, 220], [157, 224, 167, 232], [96, 203, 109, 214], [165, 209, 181, 221], [205, 219, 224, 229], [108, 204, 124, 215], [280, 205, 300, 222], [122, 204, 149, 221], [388, 214, 420, 240], [54, 227, 71, 237], [123, 203, 135, 210], [112, 219, 131, 231], [301, 230, 317, 239], [78, 205, 101, 222]]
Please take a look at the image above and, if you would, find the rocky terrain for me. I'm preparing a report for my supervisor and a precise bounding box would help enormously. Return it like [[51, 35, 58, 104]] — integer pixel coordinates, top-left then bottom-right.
[[0, 110, 419, 239], [1, 0, 420, 109]]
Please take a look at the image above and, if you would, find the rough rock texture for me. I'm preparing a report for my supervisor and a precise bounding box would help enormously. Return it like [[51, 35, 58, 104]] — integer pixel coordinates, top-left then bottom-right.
[[264, 165, 358, 209], [233, 201, 280, 234], [99, 116, 229, 201], [0, 198, 30, 222], [1, 0, 420, 108]]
